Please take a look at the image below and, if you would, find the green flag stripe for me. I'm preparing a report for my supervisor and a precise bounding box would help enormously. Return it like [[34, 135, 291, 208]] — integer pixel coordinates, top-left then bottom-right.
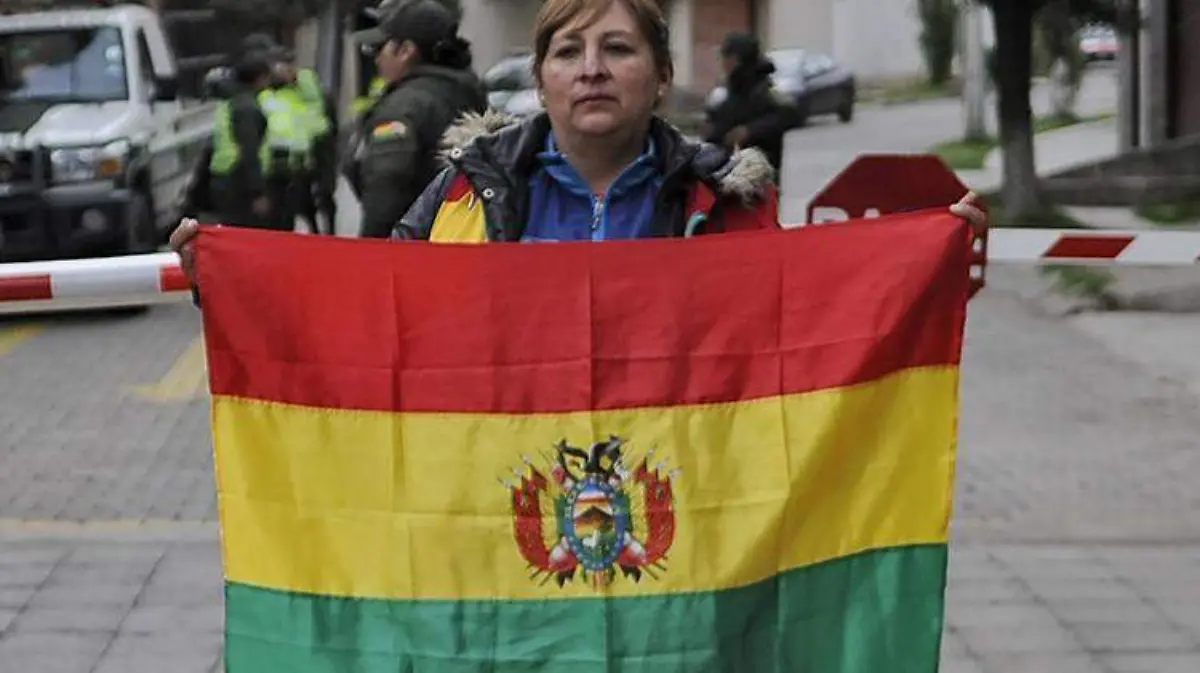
[[225, 545, 947, 672]]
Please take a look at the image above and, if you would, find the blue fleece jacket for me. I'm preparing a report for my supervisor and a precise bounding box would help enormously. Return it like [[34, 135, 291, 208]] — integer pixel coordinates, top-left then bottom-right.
[[520, 134, 663, 242]]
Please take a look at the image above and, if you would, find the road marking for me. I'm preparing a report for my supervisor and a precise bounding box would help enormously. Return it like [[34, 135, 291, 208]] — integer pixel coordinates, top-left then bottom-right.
[[131, 334, 209, 402], [0, 324, 44, 357]]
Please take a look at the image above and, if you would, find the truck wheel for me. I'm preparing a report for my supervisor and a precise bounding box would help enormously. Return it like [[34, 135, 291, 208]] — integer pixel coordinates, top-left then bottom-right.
[[126, 192, 156, 254]]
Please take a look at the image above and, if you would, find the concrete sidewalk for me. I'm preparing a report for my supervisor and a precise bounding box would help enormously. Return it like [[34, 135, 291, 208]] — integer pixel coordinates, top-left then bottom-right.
[[955, 117, 1121, 196]]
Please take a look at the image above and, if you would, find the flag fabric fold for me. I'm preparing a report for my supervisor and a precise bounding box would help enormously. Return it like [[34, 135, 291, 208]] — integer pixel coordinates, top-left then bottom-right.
[[198, 213, 971, 673]]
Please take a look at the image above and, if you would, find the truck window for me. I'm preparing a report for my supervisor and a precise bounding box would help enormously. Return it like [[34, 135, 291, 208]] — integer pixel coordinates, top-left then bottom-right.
[[0, 26, 128, 103]]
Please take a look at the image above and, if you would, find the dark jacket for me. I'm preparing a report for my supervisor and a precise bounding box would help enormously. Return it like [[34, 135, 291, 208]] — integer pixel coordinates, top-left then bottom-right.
[[352, 64, 487, 238], [208, 88, 269, 227], [705, 60, 798, 172], [396, 112, 778, 242]]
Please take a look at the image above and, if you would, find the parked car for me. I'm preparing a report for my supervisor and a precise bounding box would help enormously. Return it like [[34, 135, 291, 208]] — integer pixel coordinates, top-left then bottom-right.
[[705, 48, 856, 127], [482, 52, 541, 118], [1078, 24, 1118, 61]]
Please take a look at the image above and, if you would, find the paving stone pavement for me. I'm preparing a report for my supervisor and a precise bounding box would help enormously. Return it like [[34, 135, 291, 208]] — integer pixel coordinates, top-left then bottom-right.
[[0, 304, 215, 523], [0, 537, 223, 673]]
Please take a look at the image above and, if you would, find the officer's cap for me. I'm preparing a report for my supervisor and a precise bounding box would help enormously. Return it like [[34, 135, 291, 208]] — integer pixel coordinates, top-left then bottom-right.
[[234, 52, 273, 84], [240, 32, 294, 63], [353, 0, 458, 54]]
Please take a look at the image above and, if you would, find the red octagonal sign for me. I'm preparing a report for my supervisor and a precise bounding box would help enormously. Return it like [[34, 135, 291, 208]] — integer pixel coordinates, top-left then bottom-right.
[[806, 154, 988, 297]]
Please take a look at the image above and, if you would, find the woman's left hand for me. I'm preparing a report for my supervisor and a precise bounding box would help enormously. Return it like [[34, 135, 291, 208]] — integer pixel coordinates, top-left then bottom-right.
[[949, 191, 988, 236], [724, 126, 750, 149]]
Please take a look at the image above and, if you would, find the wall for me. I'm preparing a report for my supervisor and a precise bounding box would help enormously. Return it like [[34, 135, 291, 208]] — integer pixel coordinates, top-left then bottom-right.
[[831, 0, 924, 80], [762, 0, 832, 55], [304, 0, 540, 111], [460, 0, 541, 73], [760, 0, 938, 81], [689, 0, 755, 91]]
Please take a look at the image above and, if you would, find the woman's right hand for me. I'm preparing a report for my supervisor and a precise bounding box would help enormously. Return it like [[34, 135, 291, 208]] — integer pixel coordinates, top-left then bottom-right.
[[169, 218, 200, 286]]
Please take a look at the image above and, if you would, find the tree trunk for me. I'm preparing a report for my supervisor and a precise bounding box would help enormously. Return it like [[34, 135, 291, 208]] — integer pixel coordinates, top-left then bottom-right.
[[993, 0, 1042, 220], [961, 1, 989, 140]]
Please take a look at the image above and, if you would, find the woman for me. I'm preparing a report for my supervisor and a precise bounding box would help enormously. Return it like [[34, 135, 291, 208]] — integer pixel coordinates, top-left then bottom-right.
[[170, 0, 984, 269], [705, 32, 798, 174]]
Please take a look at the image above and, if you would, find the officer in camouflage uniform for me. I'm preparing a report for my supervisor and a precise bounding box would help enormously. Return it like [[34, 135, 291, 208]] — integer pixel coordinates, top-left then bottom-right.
[[348, 0, 486, 238]]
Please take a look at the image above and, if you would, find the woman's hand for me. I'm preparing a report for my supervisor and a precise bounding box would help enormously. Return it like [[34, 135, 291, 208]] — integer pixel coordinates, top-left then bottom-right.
[[950, 191, 987, 236], [723, 126, 750, 149], [169, 218, 200, 286]]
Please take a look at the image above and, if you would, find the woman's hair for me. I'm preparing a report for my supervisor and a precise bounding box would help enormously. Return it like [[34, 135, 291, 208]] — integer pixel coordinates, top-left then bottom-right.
[[532, 0, 673, 81], [426, 35, 473, 70]]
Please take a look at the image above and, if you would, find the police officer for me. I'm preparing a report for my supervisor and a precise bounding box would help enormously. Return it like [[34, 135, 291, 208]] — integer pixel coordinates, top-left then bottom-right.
[[255, 42, 339, 235], [298, 62, 339, 236], [179, 67, 236, 220], [349, 0, 403, 120], [349, 0, 487, 238], [237, 35, 306, 232], [202, 53, 274, 228]]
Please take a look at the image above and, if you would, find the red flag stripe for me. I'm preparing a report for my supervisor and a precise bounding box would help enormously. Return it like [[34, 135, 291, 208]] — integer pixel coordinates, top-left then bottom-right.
[[198, 215, 972, 414]]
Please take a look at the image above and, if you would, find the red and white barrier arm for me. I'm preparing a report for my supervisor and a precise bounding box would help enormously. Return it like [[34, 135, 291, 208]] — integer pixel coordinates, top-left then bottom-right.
[[0, 229, 1197, 315], [0, 252, 190, 315], [987, 229, 1200, 265]]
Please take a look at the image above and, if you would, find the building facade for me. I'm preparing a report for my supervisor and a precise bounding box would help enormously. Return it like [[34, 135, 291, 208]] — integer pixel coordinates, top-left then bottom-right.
[[453, 0, 930, 93], [309, 0, 936, 108]]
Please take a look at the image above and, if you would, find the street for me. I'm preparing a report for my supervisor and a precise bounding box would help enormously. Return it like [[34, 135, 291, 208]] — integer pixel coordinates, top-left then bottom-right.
[[2, 68, 1200, 672]]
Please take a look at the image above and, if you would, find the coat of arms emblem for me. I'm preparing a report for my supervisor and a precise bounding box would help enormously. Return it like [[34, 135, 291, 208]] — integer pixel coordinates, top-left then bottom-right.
[[504, 436, 677, 589]]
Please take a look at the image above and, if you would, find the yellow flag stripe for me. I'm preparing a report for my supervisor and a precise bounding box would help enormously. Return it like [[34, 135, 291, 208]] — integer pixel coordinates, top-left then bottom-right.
[[214, 365, 957, 602]]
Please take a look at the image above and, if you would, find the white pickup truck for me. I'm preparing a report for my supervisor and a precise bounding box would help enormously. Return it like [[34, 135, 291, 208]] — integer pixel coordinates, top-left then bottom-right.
[[0, 2, 215, 263]]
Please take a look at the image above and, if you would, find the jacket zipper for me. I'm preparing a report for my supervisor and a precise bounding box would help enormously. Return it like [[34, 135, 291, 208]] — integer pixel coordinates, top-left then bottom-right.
[[592, 194, 606, 234]]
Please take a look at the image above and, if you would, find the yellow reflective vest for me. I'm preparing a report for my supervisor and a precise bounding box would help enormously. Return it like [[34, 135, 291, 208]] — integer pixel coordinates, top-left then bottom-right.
[[259, 88, 310, 171], [209, 100, 272, 177], [351, 76, 388, 117], [295, 68, 331, 138]]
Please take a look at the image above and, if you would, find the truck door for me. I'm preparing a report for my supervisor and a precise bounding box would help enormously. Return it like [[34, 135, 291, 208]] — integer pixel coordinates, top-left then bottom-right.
[[136, 20, 211, 231]]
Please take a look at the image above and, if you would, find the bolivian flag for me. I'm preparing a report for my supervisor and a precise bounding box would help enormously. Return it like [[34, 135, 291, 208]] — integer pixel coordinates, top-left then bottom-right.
[[197, 210, 970, 672]]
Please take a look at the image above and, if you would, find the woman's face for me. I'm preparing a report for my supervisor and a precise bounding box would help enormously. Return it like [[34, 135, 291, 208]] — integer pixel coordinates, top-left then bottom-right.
[[375, 40, 416, 84], [538, 2, 668, 139]]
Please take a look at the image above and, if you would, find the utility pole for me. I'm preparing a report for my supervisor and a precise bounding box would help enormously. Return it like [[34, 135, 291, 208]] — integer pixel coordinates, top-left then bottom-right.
[[1116, 0, 1141, 150], [961, 0, 988, 141]]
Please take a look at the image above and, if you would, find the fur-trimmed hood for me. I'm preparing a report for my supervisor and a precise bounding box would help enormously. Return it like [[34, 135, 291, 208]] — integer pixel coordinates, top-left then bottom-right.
[[439, 110, 774, 203]]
